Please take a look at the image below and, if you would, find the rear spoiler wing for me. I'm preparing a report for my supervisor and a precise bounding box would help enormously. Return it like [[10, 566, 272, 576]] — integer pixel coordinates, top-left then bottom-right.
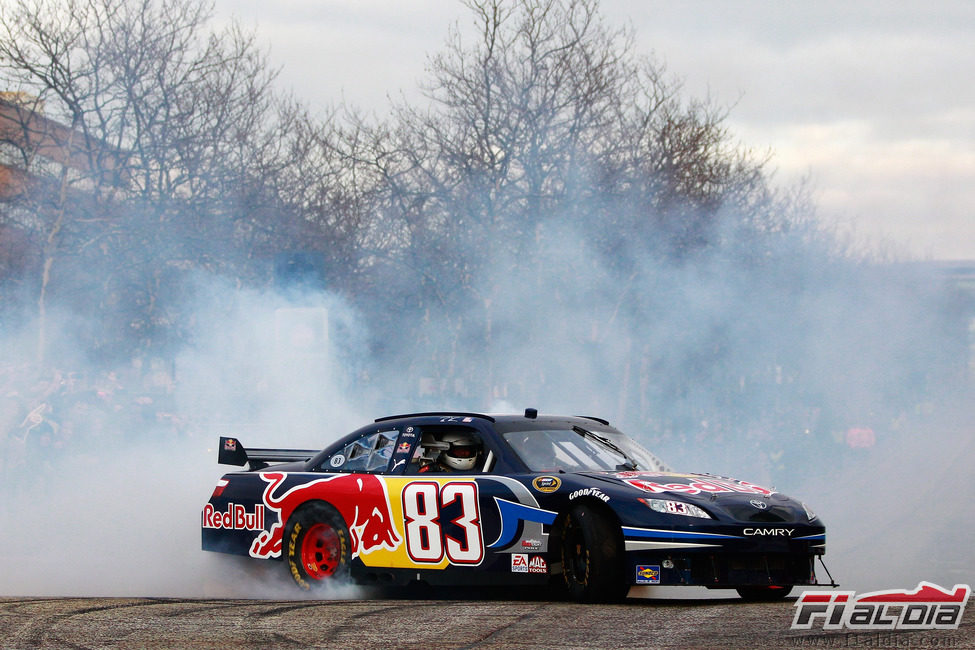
[[218, 436, 319, 470]]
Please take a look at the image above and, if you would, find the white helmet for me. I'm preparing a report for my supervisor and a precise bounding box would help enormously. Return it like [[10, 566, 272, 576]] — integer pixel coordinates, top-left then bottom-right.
[[439, 432, 481, 471]]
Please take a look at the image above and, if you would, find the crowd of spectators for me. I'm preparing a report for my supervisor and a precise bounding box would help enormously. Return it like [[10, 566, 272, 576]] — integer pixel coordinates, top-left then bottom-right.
[[1, 361, 182, 477], [2, 358, 916, 486]]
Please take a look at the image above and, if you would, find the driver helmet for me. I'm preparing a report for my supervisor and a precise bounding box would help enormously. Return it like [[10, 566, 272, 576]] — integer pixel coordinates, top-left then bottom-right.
[[439, 432, 482, 471]]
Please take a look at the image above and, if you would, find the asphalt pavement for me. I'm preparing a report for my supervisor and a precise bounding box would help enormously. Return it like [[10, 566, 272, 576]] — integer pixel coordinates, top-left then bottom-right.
[[1, 594, 972, 649]]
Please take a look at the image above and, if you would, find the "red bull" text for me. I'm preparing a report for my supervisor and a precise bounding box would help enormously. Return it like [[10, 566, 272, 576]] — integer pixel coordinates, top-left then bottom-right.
[[201, 503, 266, 531], [623, 477, 774, 496]]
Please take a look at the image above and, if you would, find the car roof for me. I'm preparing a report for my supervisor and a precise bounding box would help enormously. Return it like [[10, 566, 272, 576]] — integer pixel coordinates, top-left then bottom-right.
[[305, 410, 627, 475], [373, 410, 616, 432]]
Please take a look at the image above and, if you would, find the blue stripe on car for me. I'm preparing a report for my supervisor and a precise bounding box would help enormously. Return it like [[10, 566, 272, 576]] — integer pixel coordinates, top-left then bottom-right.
[[488, 498, 558, 549], [622, 526, 743, 540]]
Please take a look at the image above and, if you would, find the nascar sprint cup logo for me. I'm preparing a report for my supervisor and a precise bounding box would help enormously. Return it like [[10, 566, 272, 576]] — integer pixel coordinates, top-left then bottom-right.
[[792, 582, 971, 631]]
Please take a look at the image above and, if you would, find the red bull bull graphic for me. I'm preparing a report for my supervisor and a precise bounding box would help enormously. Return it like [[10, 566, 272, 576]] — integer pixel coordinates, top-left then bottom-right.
[[242, 474, 488, 570], [250, 472, 402, 560]]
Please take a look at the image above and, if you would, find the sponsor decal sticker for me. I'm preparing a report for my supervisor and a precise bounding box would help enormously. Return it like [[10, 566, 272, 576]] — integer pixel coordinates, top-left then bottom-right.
[[512, 553, 529, 573], [532, 476, 561, 493], [622, 476, 774, 497], [511, 554, 547, 574], [202, 503, 265, 531], [521, 538, 542, 550], [792, 581, 970, 631], [223, 438, 237, 451], [397, 442, 411, 453], [528, 555, 547, 574], [636, 565, 661, 585], [568, 487, 610, 502]]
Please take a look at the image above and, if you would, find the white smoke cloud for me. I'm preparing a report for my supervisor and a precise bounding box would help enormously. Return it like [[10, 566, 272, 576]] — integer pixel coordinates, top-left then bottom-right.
[[0, 279, 370, 597], [1, 205, 971, 599], [365, 210, 974, 594]]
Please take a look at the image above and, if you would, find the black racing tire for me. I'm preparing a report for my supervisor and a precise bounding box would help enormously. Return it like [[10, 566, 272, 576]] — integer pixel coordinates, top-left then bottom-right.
[[559, 503, 627, 603], [736, 585, 793, 601], [283, 502, 351, 590]]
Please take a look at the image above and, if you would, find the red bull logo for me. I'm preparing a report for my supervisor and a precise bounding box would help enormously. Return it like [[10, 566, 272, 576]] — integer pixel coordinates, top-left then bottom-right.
[[202, 503, 265, 531], [250, 472, 402, 560], [623, 476, 774, 497]]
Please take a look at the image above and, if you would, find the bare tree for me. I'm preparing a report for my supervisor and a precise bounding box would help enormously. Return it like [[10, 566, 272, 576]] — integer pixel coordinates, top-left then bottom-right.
[[0, 0, 296, 360], [355, 0, 785, 399]]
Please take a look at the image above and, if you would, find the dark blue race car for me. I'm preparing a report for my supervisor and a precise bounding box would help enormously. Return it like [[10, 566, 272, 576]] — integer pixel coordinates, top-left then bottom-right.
[[202, 409, 831, 602]]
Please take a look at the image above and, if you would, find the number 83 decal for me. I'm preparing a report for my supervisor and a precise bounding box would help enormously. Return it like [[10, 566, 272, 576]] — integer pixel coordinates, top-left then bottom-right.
[[402, 481, 484, 565]]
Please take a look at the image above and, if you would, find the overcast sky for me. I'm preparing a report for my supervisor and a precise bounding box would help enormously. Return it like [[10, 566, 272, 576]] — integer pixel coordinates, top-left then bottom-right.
[[213, 0, 974, 260]]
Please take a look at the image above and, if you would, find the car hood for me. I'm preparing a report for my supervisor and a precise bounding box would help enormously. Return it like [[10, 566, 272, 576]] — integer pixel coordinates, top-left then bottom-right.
[[575, 470, 816, 524]]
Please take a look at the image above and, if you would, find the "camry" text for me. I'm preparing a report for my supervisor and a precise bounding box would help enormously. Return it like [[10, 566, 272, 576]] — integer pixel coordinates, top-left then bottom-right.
[[743, 528, 793, 536]]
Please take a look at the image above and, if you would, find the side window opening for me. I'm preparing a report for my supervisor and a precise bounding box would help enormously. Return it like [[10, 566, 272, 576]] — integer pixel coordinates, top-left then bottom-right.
[[406, 426, 493, 474], [325, 429, 399, 473]]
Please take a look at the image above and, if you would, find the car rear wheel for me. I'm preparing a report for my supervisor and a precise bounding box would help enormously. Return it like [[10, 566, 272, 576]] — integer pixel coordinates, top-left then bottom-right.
[[560, 503, 626, 603], [736, 585, 793, 601], [284, 502, 351, 590]]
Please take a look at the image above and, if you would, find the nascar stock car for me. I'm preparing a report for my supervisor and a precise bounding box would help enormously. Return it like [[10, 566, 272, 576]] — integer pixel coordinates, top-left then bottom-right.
[[201, 410, 832, 602]]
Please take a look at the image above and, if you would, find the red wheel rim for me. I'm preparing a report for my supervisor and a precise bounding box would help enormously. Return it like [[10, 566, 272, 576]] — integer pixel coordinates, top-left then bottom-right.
[[301, 523, 340, 580]]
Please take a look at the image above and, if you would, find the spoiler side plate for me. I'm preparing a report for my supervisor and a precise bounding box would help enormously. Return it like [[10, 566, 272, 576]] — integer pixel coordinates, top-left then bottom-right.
[[217, 436, 319, 468]]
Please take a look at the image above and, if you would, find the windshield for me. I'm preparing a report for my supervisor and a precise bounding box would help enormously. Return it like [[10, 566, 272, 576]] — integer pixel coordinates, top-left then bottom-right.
[[503, 427, 668, 473]]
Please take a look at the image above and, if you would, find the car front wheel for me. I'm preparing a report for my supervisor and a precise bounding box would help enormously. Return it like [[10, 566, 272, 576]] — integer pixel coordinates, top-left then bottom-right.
[[560, 503, 626, 603]]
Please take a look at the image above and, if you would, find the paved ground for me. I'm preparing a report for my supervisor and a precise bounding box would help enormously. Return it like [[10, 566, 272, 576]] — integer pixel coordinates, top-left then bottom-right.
[[1, 593, 972, 649]]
